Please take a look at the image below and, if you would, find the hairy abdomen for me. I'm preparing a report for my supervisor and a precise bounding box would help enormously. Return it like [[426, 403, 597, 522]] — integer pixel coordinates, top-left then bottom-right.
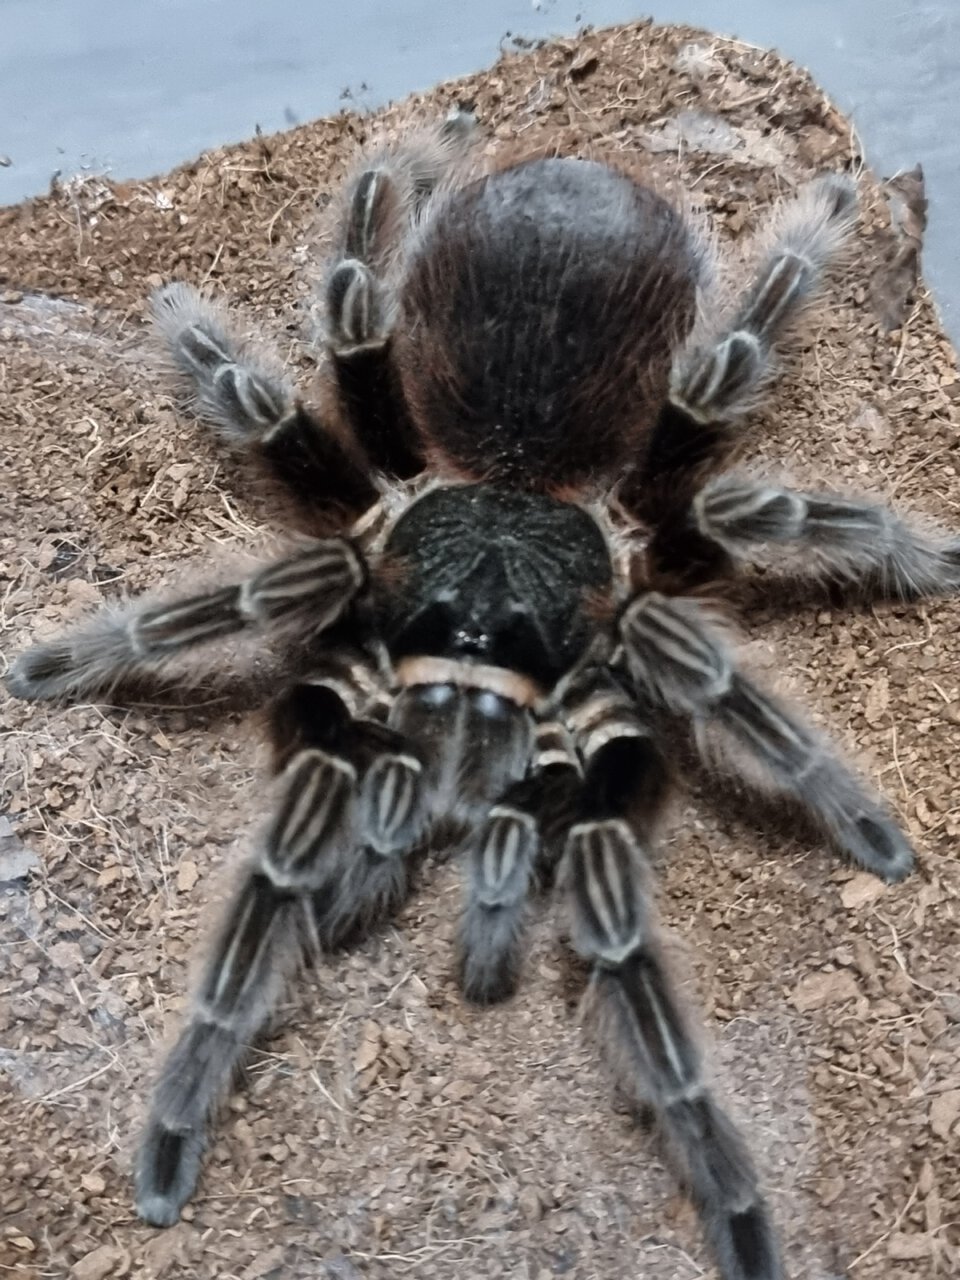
[[396, 157, 700, 492]]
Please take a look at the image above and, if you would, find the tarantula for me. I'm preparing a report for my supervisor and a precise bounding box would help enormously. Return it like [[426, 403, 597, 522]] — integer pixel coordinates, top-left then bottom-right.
[[8, 109, 958, 1280]]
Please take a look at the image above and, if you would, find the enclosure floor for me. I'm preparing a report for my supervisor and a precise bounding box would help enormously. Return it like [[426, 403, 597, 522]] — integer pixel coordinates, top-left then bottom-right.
[[1, 20, 958, 1280]]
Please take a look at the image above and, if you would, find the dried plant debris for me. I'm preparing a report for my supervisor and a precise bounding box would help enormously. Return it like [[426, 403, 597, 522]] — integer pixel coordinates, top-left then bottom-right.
[[1, 18, 959, 1280], [870, 163, 929, 331], [0, 816, 39, 884]]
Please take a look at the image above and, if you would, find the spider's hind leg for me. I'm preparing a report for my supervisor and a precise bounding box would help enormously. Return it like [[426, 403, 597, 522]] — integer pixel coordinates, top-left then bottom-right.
[[152, 284, 377, 528], [632, 174, 857, 586], [673, 172, 857, 426], [322, 109, 479, 478]]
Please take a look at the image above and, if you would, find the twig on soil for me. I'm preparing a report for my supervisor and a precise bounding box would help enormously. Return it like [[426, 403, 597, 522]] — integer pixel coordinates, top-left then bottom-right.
[[36, 1055, 117, 1103], [264, 190, 308, 246], [848, 1180, 919, 1269]]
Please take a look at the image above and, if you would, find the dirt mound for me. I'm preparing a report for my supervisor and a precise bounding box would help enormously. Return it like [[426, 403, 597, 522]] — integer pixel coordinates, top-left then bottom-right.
[[1, 19, 958, 1280]]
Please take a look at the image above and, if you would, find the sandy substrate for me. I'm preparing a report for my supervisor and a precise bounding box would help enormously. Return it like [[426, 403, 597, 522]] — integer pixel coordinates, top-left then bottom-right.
[[1, 19, 959, 1280]]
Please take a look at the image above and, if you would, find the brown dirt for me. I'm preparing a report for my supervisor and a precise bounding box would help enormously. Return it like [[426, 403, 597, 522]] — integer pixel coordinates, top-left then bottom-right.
[[2, 19, 959, 1280]]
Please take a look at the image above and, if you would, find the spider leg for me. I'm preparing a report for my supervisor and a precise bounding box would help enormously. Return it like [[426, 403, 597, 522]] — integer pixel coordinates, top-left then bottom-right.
[[151, 283, 377, 523], [458, 720, 579, 1003], [631, 175, 857, 581], [6, 538, 366, 701], [135, 679, 425, 1226], [323, 109, 478, 478], [561, 671, 783, 1280], [672, 173, 857, 426], [619, 591, 915, 881], [694, 474, 960, 599]]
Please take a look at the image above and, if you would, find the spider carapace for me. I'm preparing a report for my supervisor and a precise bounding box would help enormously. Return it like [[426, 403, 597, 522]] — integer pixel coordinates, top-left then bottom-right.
[[11, 112, 958, 1280]]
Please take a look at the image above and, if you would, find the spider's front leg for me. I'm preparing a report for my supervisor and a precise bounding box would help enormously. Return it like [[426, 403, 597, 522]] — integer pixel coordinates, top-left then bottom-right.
[[6, 538, 366, 702], [135, 679, 426, 1226], [560, 671, 783, 1280], [619, 591, 915, 881]]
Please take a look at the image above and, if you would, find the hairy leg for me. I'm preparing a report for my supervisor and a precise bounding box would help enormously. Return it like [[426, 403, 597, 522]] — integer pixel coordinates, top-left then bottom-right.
[[629, 174, 857, 584], [671, 173, 856, 426], [322, 109, 479, 478], [458, 720, 579, 1003], [559, 672, 783, 1280], [6, 538, 366, 701], [619, 591, 915, 881], [135, 679, 424, 1226], [152, 284, 378, 524], [694, 474, 960, 599]]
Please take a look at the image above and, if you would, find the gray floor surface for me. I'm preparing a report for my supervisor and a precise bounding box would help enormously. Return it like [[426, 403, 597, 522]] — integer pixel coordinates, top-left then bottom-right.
[[1, 1, 957, 341]]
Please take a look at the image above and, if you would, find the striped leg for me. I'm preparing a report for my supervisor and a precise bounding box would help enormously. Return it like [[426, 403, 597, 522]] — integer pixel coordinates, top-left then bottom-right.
[[633, 174, 857, 585], [135, 681, 424, 1226], [323, 110, 478, 478], [619, 592, 915, 881], [6, 539, 366, 702], [458, 720, 580, 1003], [694, 474, 960, 599], [151, 284, 377, 523], [671, 173, 857, 426], [560, 673, 783, 1280]]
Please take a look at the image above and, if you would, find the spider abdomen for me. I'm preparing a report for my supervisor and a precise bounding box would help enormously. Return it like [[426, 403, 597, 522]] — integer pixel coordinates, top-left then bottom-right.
[[397, 157, 701, 492]]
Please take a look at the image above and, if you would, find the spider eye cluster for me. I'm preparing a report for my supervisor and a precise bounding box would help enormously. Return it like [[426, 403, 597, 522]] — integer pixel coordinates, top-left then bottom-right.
[[378, 483, 613, 688]]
